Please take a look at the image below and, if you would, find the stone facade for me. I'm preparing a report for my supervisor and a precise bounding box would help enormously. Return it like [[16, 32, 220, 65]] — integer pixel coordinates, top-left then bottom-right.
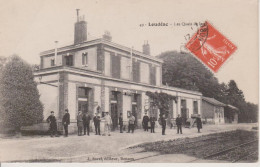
[[34, 39, 202, 133]]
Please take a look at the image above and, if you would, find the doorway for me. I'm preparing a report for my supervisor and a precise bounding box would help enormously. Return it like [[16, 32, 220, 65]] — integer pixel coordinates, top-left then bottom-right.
[[110, 91, 119, 131], [132, 104, 138, 126], [78, 100, 88, 114], [181, 99, 188, 124], [111, 103, 118, 130], [78, 87, 89, 114]]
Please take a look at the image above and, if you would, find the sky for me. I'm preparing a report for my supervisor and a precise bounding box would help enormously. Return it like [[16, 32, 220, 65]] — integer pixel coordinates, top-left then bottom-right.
[[0, 0, 258, 104]]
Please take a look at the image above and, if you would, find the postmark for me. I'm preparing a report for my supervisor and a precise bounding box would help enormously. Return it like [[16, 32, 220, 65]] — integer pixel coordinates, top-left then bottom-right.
[[185, 21, 237, 72]]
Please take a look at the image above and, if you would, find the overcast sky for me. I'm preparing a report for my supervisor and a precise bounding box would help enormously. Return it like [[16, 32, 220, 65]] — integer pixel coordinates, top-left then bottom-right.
[[0, 0, 258, 104]]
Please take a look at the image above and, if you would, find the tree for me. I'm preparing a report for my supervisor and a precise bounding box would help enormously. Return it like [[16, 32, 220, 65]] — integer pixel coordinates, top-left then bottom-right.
[[0, 55, 43, 131], [158, 51, 222, 98], [157, 51, 258, 123], [145, 91, 177, 118], [246, 102, 258, 123], [0, 56, 7, 129], [224, 80, 247, 122]]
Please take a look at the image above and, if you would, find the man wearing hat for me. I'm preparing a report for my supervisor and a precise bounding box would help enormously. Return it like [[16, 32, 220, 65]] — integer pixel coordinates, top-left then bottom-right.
[[150, 114, 156, 133], [142, 112, 150, 132], [93, 112, 101, 135], [127, 112, 135, 133], [82, 112, 92, 136], [104, 112, 112, 136], [176, 114, 183, 134], [62, 109, 70, 137], [161, 114, 167, 135], [118, 113, 123, 133], [196, 115, 202, 133], [77, 111, 84, 136], [47, 111, 58, 137]]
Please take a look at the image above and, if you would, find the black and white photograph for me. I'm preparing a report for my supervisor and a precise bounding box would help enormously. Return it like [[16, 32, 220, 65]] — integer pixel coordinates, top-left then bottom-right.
[[0, 0, 259, 165]]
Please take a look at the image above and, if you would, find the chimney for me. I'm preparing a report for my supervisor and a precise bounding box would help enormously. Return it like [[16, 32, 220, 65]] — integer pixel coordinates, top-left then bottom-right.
[[102, 31, 112, 41], [142, 41, 150, 55], [74, 9, 87, 45]]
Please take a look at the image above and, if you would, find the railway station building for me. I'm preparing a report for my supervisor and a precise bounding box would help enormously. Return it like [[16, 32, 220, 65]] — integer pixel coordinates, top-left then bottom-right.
[[33, 12, 202, 132], [201, 97, 226, 124]]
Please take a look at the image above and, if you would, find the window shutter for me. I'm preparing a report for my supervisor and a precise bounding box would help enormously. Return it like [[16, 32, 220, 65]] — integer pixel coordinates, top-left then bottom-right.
[[111, 53, 121, 79], [85, 53, 88, 65], [132, 59, 140, 82], [82, 53, 85, 65], [149, 65, 156, 85], [97, 44, 104, 72]]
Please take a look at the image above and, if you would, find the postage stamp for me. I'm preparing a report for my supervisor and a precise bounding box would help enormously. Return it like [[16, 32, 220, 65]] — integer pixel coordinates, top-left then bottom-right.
[[185, 21, 237, 72]]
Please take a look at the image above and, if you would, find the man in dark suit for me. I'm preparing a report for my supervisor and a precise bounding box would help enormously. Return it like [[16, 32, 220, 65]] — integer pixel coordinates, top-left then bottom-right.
[[150, 114, 156, 133], [93, 113, 101, 135], [62, 109, 70, 137], [196, 115, 202, 133], [176, 114, 183, 134], [119, 113, 123, 133], [161, 114, 167, 135], [47, 111, 57, 137], [142, 113, 150, 131], [83, 112, 92, 136]]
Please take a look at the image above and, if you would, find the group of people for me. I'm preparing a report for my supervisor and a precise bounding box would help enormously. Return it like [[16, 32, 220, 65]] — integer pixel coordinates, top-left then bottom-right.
[[77, 111, 112, 136], [46, 109, 202, 137], [142, 113, 156, 133], [142, 113, 203, 135]]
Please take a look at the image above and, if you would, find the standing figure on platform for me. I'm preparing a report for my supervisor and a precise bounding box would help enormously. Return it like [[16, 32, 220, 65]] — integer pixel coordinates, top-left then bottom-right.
[[127, 112, 135, 133], [93, 113, 101, 135], [196, 115, 202, 133], [104, 112, 112, 136], [119, 113, 123, 133], [161, 114, 167, 135], [47, 111, 58, 137], [62, 109, 70, 137], [82, 112, 91, 136], [176, 114, 183, 134], [150, 114, 156, 133], [77, 111, 84, 136], [142, 113, 150, 131]]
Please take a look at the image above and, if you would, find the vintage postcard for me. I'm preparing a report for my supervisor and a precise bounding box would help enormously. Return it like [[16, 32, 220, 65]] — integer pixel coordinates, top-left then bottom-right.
[[0, 0, 258, 166]]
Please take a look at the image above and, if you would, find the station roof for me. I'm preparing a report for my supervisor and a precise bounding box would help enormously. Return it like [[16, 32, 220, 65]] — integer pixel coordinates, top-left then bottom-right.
[[202, 96, 226, 107], [226, 104, 239, 111]]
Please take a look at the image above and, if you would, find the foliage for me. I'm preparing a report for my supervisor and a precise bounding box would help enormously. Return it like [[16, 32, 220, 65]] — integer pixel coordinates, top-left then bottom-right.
[[158, 51, 222, 98], [157, 51, 258, 123], [0, 55, 43, 131], [145, 91, 177, 118], [224, 80, 257, 123]]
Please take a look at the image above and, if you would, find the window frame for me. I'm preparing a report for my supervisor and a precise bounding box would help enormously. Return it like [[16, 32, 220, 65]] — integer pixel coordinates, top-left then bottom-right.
[[82, 52, 88, 66]]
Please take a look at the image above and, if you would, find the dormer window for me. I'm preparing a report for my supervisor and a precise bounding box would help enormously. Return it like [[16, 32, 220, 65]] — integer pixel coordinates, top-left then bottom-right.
[[82, 52, 88, 66]]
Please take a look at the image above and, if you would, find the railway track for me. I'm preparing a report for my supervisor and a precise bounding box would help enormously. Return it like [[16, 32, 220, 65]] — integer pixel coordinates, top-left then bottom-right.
[[80, 131, 257, 163], [188, 139, 258, 162], [125, 139, 258, 163], [133, 131, 239, 151], [232, 151, 258, 163]]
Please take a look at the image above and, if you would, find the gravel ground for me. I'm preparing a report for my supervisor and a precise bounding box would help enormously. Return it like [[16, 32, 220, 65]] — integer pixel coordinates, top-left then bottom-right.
[[133, 129, 258, 162], [0, 123, 257, 162]]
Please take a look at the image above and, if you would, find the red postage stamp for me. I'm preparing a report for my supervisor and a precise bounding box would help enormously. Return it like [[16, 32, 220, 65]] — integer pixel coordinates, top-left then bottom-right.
[[185, 21, 237, 72]]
